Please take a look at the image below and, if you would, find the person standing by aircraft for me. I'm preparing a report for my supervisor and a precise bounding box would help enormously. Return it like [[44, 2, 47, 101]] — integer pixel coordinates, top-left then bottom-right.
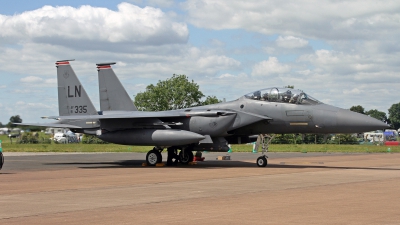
[[167, 147, 179, 166]]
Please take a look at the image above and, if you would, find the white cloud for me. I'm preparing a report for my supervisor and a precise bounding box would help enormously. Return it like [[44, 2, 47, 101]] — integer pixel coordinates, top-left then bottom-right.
[[276, 36, 308, 49], [197, 55, 240, 70], [20, 76, 57, 87], [20, 76, 43, 83], [251, 57, 291, 76], [45, 79, 57, 85], [218, 73, 247, 79], [0, 3, 188, 48], [183, 0, 400, 41], [343, 88, 362, 95]]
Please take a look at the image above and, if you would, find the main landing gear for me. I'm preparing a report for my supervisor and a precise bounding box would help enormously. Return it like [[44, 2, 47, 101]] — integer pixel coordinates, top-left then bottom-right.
[[254, 134, 275, 167], [146, 147, 163, 166], [178, 148, 194, 164], [145, 146, 194, 166]]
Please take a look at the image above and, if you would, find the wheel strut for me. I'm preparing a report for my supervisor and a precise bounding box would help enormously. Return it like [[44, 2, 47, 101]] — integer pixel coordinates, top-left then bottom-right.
[[255, 134, 275, 167]]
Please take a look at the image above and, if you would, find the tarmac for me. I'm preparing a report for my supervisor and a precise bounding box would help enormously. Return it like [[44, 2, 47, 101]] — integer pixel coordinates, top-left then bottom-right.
[[1, 152, 400, 224]]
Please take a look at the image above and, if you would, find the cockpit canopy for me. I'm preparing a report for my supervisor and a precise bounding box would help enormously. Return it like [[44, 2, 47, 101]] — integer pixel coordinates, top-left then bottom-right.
[[244, 87, 321, 105]]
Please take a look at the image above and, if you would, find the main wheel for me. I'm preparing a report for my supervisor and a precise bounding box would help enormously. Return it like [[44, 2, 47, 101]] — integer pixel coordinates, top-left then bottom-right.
[[256, 156, 267, 167], [179, 149, 194, 164], [146, 150, 162, 166], [152, 147, 163, 163], [0, 152, 3, 170]]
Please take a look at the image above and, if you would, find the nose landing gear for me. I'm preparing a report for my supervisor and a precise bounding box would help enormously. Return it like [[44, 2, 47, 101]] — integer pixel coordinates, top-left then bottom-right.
[[254, 134, 275, 167]]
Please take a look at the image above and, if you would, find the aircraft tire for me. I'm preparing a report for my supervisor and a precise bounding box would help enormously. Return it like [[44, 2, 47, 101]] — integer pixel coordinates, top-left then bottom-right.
[[146, 150, 161, 166], [152, 147, 163, 163], [256, 156, 267, 167], [0, 152, 3, 170], [179, 150, 194, 164]]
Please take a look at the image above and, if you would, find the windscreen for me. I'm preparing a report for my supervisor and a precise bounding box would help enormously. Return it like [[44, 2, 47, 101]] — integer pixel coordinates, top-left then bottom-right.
[[244, 87, 321, 105]]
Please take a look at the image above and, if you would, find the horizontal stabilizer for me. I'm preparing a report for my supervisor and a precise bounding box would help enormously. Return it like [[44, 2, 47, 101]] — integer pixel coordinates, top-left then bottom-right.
[[14, 123, 82, 129]]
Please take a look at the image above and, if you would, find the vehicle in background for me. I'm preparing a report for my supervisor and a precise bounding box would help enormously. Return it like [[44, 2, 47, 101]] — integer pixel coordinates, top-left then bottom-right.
[[0, 128, 10, 135], [364, 132, 384, 143], [8, 128, 22, 138], [383, 129, 398, 141], [45, 127, 70, 135], [53, 131, 79, 143]]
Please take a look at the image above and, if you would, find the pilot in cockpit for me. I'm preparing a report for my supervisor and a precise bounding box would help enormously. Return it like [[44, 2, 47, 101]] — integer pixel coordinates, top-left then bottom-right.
[[253, 91, 261, 100], [282, 90, 292, 102], [261, 93, 269, 101], [289, 93, 299, 103]]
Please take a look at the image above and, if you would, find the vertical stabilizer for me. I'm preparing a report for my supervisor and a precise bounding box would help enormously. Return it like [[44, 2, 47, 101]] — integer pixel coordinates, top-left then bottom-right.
[[56, 60, 98, 116], [97, 63, 137, 111]]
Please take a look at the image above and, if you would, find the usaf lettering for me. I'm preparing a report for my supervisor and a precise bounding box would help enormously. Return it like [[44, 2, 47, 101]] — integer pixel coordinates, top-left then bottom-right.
[[68, 85, 82, 98]]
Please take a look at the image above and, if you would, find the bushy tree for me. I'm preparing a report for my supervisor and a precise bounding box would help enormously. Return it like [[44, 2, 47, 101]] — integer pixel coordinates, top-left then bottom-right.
[[331, 134, 359, 144], [134, 74, 220, 111], [350, 105, 365, 114], [365, 109, 387, 122], [81, 134, 108, 144], [388, 102, 400, 129], [7, 115, 22, 128], [202, 96, 221, 105], [18, 132, 39, 144]]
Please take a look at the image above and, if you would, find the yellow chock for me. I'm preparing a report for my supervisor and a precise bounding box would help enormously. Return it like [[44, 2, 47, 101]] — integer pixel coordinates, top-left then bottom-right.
[[142, 163, 148, 167], [156, 163, 165, 167], [188, 161, 197, 165]]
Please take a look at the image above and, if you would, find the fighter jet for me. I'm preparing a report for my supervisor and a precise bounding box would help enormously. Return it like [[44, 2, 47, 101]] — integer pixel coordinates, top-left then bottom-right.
[[18, 60, 389, 167]]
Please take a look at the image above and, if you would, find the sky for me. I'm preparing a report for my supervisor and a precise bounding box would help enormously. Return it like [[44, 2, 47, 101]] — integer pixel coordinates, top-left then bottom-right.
[[0, 0, 399, 123]]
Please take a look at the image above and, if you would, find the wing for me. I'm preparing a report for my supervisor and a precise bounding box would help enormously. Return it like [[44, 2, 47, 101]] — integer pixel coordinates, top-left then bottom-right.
[[46, 109, 271, 120]]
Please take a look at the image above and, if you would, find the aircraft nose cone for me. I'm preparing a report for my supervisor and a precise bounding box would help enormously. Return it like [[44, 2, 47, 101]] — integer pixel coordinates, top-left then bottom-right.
[[337, 109, 389, 133]]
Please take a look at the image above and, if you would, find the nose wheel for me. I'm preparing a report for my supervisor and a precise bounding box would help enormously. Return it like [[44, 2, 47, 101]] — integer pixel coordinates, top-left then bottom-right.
[[256, 156, 268, 167]]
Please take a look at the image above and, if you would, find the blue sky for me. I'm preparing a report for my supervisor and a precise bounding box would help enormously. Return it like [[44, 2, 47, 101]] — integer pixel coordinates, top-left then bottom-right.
[[0, 0, 399, 123]]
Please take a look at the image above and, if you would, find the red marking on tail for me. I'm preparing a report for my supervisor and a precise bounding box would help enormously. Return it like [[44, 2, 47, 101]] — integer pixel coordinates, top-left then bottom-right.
[[56, 61, 70, 65], [97, 65, 112, 70]]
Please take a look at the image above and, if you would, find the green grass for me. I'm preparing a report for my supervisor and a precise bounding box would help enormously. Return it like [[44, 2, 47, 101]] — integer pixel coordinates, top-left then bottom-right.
[[232, 144, 400, 153], [1, 143, 152, 153], [1, 142, 399, 153]]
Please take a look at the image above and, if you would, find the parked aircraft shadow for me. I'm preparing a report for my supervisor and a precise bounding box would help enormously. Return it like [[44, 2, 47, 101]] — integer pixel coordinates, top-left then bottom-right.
[[45, 160, 400, 171], [44, 160, 144, 168]]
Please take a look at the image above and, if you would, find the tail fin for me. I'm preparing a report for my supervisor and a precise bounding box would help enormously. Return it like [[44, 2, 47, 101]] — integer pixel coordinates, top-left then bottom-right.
[[56, 60, 98, 116], [97, 62, 137, 111]]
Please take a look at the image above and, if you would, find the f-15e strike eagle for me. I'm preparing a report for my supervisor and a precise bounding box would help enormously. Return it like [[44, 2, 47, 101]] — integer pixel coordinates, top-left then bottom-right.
[[17, 60, 388, 167]]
